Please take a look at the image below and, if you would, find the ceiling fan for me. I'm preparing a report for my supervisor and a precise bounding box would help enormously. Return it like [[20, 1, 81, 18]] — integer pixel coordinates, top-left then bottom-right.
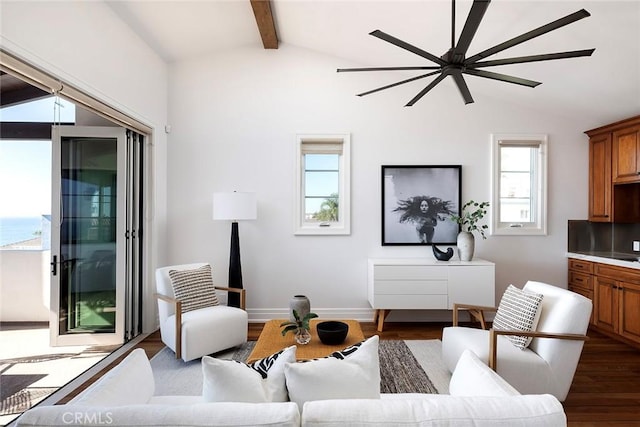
[[337, 0, 594, 106]]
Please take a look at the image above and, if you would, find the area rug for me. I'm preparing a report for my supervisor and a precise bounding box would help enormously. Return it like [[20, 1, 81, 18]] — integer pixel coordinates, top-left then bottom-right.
[[150, 339, 450, 396]]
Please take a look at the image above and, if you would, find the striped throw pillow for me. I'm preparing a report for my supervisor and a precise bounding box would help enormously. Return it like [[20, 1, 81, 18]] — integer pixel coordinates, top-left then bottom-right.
[[168, 264, 219, 313], [493, 285, 544, 349]]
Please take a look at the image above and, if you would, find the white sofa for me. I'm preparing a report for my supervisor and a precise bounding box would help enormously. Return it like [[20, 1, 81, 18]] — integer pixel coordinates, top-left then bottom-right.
[[16, 347, 566, 427]]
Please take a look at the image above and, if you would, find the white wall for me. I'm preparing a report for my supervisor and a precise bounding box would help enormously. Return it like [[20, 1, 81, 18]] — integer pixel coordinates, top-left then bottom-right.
[[0, 250, 50, 321], [0, 2, 593, 326], [0, 1, 169, 332], [168, 44, 589, 321]]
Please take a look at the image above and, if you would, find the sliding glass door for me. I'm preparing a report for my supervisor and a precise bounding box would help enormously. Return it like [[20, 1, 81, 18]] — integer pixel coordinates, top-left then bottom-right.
[[50, 125, 142, 346]]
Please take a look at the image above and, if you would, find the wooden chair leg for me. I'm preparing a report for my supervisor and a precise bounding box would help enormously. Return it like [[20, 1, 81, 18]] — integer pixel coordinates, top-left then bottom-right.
[[468, 308, 487, 330], [175, 301, 182, 360], [489, 328, 497, 371]]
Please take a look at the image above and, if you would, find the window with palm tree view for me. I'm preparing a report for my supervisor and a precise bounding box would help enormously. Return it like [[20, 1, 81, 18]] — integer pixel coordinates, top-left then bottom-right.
[[295, 134, 350, 235]]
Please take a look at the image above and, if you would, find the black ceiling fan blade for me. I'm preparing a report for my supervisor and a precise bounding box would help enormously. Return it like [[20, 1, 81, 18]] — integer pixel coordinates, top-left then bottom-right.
[[468, 49, 595, 68], [450, 71, 474, 104], [466, 9, 591, 64], [453, 0, 491, 61], [357, 70, 442, 97], [337, 66, 442, 72], [463, 68, 541, 87], [405, 73, 448, 106], [370, 30, 446, 66]]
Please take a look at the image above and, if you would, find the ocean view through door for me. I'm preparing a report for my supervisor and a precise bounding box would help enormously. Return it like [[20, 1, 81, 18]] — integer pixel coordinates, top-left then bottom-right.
[[51, 126, 128, 346]]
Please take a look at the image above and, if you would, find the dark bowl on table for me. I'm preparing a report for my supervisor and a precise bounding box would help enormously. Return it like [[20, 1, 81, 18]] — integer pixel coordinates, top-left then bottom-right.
[[316, 321, 349, 345]]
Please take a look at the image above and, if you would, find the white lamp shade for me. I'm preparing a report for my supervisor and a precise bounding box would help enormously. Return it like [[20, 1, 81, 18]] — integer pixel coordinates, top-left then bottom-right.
[[213, 192, 257, 221]]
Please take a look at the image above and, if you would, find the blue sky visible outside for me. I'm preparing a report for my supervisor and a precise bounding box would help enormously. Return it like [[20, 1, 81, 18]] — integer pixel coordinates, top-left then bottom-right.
[[0, 97, 75, 218], [304, 154, 339, 217]]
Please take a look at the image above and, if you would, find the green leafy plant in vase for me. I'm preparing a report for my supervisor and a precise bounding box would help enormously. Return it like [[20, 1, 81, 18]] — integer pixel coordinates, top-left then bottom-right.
[[280, 310, 318, 345], [449, 200, 489, 261]]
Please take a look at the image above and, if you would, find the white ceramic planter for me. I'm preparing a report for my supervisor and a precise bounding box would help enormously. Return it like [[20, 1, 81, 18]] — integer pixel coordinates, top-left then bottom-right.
[[289, 295, 310, 321], [457, 231, 475, 261]]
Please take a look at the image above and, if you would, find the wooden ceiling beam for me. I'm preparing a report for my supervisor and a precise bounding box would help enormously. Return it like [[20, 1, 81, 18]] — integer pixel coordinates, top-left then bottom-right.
[[250, 0, 278, 49]]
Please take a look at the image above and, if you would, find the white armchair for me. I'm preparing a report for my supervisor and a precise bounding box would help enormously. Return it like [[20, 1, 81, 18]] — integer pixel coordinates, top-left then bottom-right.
[[442, 280, 592, 401], [156, 263, 248, 362]]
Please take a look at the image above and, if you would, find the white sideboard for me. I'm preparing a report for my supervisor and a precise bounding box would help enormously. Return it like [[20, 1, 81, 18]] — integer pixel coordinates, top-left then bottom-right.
[[368, 258, 495, 331]]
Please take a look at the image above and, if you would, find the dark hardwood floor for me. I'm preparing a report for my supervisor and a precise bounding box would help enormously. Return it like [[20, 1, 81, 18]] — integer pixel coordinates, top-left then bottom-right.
[[62, 323, 640, 425]]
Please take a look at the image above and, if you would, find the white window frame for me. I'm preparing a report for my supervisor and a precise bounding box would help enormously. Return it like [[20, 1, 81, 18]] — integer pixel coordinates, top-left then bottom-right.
[[294, 133, 350, 235], [491, 133, 548, 236]]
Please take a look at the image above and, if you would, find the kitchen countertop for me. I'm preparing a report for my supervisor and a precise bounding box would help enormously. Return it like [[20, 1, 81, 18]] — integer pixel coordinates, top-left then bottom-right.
[[567, 252, 640, 270]]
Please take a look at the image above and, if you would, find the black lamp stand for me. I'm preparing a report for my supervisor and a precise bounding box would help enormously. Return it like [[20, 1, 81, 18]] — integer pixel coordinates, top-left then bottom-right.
[[227, 221, 242, 308]]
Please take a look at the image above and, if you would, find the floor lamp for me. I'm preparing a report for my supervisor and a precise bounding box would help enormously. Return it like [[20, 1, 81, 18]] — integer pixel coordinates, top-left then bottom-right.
[[213, 192, 257, 308]]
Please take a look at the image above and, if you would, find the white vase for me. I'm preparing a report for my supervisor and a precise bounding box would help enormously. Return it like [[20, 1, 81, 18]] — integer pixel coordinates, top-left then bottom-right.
[[289, 295, 310, 322], [457, 231, 475, 261]]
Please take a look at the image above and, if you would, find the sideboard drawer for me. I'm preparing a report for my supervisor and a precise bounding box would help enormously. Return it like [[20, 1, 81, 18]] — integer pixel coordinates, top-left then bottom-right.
[[373, 265, 448, 281], [372, 294, 448, 310], [373, 280, 448, 295]]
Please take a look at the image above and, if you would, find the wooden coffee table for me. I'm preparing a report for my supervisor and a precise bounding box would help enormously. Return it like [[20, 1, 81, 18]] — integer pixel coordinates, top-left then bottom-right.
[[246, 319, 365, 363]]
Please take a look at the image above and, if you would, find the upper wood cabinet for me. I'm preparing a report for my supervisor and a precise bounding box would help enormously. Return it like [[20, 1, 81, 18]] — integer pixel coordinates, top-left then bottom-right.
[[612, 125, 640, 184], [586, 115, 640, 223], [588, 133, 611, 221]]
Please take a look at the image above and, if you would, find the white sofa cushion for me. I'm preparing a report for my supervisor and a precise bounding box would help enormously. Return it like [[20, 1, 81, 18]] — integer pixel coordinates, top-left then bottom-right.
[[285, 335, 381, 409], [161, 304, 248, 362], [202, 345, 296, 402], [449, 349, 520, 397], [492, 284, 544, 349], [70, 348, 154, 406], [15, 402, 301, 427], [301, 395, 566, 427]]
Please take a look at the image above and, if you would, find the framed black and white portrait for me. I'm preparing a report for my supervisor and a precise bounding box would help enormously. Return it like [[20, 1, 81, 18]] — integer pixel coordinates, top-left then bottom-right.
[[381, 165, 461, 245]]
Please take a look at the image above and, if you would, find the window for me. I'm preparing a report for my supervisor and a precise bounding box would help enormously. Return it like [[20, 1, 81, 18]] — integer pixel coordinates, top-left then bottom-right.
[[295, 134, 350, 235], [491, 134, 547, 235]]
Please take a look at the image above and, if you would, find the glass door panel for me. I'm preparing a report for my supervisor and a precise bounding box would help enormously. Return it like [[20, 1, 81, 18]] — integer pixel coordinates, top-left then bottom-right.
[[51, 126, 126, 346]]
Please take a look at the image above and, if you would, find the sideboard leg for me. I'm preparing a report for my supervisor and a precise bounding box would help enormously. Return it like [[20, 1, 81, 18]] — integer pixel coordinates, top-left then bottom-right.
[[376, 309, 389, 332]]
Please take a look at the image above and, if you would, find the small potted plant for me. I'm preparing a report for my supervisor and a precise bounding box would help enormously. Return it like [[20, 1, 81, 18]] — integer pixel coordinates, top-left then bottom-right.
[[280, 310, 318, 345], [449, 200, 489, 261]]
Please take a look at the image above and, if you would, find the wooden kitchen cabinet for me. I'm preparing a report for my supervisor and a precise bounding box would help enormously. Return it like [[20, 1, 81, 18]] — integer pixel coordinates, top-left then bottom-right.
[[568, 258, 640, 345], [619, 282, 640, 343], [588, 133, 611, 221], [594, 263, 640, 345], [612, 124, 640, 184], [594, 275, 618, 333], [568, 259, 595, 324], [586, 115, 640, 222]]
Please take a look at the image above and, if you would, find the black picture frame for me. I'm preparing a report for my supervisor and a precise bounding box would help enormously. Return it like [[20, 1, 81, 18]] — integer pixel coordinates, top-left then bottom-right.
[[381, 165, 461, 245]]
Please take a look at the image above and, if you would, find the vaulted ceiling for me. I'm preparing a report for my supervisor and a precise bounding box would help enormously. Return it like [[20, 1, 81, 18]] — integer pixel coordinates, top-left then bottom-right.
[[104, 0, 639, 124], [2, 1, 639, 127]]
